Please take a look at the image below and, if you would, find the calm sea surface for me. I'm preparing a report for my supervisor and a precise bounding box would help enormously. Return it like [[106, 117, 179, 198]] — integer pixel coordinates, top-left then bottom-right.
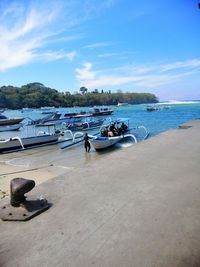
[[1, 101, 200, 140]]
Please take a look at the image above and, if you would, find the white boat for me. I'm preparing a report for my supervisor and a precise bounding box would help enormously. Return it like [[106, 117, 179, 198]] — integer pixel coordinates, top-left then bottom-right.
[[66, 119, 105, 131], [30, 112, 82, 126], [92, 106, 113, 116], [0, 133, 59, 153], [90, 135, 126, 150], [117, 102, 129, 106], [40, 106, 55, 110], [89, 118, 150, 150], [90, 119, 129, 150], [0, 124, 22, 132]]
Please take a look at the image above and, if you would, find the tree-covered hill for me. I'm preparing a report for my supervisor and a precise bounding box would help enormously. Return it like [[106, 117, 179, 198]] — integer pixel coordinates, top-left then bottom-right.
[[0, 83, 158, 109]]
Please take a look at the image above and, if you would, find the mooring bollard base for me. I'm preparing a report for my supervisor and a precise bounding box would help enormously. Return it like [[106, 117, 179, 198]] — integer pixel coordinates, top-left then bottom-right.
[[0, 197, 50, 221]]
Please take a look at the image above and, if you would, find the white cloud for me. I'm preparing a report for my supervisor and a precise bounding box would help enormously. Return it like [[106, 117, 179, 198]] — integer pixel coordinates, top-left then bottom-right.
[[76, 62, 96, 80], [97, 53, 117, 58], [66, 51, 77, 61], [83, 42, 111, 49], [133, 72, 193, 88], [161, 59, 200, 72], [42, 50, 77, 61], [75, 59, 200, 89], [0, 3, 60, 71], [0, 1, 114, 71]]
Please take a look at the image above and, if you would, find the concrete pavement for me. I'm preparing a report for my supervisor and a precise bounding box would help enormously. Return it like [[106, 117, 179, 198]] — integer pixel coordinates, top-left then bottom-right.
[[0, 119, 200, 267]]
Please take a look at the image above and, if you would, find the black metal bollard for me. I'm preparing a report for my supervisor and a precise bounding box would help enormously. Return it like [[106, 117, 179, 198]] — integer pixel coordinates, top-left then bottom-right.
[[10, 178, 35, 207], [1, 177, 50, 221]]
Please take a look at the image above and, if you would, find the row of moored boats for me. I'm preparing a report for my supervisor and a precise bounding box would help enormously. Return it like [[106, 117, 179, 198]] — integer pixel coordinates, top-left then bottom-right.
[[0, 106, 149, 153]]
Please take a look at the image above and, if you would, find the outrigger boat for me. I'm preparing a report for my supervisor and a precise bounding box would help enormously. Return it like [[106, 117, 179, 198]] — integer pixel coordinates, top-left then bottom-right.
[[29, 112, 82, 126], [89, 118, 149, 150], [89, 119, 130, 150], [60, 118, 149, 151], [0, 132, 59, 153], [66, 118, 105, 131], [30, 107, 113, 126]]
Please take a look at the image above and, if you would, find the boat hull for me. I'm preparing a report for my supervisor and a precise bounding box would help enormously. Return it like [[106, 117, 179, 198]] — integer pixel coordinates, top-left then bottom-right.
[[0, 124, 21, 132], [0, 134, 59, 153], [36, 117, 82, 126], [0, 118, 24, 126], [92, 110, 113, 116], [90, 136, 123, 150]]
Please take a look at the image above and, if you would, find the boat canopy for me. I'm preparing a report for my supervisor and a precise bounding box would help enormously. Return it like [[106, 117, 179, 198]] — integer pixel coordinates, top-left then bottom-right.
[[111, 117, 129, 123]]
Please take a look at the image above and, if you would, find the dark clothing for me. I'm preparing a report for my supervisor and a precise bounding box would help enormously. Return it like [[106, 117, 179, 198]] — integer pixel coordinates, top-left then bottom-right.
[[84, 142, 91, 152], [84, 135, 91, 152], [121, 123, 128, 133], [109, 124, 114, 131]]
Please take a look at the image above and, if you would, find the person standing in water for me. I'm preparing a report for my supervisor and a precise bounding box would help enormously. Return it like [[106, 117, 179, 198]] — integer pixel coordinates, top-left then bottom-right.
[[84, 133, 91, 152]]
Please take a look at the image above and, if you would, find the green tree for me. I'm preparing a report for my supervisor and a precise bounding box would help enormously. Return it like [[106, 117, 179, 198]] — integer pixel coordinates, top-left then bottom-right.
[[79, 86, 88, 94]]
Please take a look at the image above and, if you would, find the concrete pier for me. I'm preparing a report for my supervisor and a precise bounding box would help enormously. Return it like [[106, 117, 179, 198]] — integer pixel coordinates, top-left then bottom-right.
[[1, 119, 200, 267]]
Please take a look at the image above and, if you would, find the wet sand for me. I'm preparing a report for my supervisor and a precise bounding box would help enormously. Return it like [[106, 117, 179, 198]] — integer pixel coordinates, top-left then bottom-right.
[[0, 139, 118, 199], [0, 119, 200, 267]]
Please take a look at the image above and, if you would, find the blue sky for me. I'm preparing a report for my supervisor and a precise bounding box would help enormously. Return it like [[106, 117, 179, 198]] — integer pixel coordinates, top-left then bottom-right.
[[0, 0, 199, 100]]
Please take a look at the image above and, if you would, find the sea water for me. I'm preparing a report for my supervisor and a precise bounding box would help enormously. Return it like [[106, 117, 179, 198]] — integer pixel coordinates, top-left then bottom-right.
[[1, 101, 200, 140], [114, 101, 200, 136]]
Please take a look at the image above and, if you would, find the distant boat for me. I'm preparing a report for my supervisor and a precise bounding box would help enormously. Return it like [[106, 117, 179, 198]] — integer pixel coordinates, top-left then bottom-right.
[[117, 102, 129, 107], [146, 105, 170, 111], [0, 114, 24, 126], [31, 112, 82, 126], [66, 119, 105, 131], [92, 106, 113, 116], [31, 107, 114, 126], [0, 124, 22, 132], [0, 133, 59, 153], [66, 107, 113, 118], [146, 106, 158, 112], [41, 111, 56, 115], [39, 106, 56, 113], [40, 106, 55, 110]]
